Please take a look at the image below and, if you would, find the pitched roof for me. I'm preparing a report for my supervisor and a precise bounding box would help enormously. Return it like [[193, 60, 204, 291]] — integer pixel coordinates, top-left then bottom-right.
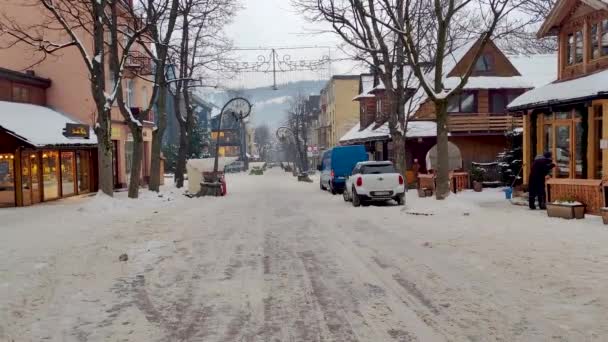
[[339, 120, 438, 143], [508, 69, 608, 110], [0, 101, 97, 146], [538, 0, 608, 38]]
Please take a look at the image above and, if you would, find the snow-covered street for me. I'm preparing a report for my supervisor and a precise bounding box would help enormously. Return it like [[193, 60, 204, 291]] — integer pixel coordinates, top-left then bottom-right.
[[2, 169, 608, 341]]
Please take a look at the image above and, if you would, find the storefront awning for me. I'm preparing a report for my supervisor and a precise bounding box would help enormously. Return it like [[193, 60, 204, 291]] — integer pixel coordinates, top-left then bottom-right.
[[508, 69, 608, 111], [0, 101, 97, 147]]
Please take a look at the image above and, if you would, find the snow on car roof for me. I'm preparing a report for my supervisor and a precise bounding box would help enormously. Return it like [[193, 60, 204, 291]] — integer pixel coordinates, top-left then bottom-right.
[[0, 101, 97, 146]]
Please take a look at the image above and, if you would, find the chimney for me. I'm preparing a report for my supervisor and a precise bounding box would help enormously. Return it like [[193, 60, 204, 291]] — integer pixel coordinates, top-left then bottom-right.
[[25, 70, 36, 77]]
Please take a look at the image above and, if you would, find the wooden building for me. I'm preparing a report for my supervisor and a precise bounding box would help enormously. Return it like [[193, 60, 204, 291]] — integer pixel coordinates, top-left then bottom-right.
[[508, 0, 608, 214], [340, 40, 556, 178]]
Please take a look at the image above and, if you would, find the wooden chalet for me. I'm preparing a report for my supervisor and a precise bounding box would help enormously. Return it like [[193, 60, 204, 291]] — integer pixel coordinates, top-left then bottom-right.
[[508, 0, 608, 214]]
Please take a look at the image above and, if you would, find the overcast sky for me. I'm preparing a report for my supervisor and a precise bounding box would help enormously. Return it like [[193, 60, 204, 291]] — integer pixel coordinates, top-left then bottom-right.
[[219, 0, 361, 88]]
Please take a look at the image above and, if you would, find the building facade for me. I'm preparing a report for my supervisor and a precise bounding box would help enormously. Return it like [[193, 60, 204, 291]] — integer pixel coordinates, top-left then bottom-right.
[[341, 41, 556, 177], [0, 0, 156, 189], [317, 75, 359, 149], [509, 0, 608, 214], [0, 68, 98, 207]]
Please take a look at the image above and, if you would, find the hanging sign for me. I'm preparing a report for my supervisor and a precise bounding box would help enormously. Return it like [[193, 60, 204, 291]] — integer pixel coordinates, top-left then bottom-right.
[[63, 123, 90, 139]]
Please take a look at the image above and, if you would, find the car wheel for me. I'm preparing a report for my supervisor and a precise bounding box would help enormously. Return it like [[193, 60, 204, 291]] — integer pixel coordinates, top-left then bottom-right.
[[352, 188, 361, 207], [330, 182, 337, 195], [343, 189, 350, 202], [396, 195, 405, 206], [320, 181, 325, 191]]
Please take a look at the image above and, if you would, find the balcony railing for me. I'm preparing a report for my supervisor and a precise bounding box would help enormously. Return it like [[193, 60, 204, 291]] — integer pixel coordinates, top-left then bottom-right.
[[447, 114, 523, 133], [125, 51, 153, 75]]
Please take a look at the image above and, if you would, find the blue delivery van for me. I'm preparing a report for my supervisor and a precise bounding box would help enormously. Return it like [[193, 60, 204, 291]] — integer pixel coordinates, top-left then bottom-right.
[[318, 145, 368, 194]]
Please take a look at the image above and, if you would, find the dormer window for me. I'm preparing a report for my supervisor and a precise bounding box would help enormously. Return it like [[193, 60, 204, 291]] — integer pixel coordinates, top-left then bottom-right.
[[474, 54, 492, 72], [575, 30, 583, 63], [567, 30, 584, 65], [591, 19, 608, 60]]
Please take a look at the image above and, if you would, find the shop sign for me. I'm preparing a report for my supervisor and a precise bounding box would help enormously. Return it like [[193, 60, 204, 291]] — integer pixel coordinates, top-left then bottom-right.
[[63, 123, 90, 139]]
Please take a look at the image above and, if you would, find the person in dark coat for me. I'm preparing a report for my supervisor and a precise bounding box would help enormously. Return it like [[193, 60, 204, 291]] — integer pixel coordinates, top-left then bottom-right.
[[528, 151, 556, 210]]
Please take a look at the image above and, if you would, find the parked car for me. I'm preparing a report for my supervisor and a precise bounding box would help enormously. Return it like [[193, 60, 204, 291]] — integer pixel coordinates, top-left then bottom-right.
[[343, 161, 405, 206], [318, 145, 368, 194], [224, 160, 245, 173]]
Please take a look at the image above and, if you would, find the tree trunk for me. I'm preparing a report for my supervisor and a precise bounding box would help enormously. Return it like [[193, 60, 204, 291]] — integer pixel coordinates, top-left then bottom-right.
[[392, 133, 406, 175], [96, 106, 114, 196], [128, 127, 144, 198], [175, 121, 188, 188], [435, 100, 450, 199], [149, 84, 167, 192]]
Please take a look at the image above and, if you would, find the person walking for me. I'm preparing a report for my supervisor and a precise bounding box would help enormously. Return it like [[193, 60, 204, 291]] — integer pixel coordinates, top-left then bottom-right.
[[528, 151, 555, 210], [411, 158, 421, 188]]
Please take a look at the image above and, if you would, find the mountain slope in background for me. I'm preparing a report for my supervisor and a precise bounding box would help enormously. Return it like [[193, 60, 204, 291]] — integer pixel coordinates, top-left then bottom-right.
[[202, 80, 326, 128]]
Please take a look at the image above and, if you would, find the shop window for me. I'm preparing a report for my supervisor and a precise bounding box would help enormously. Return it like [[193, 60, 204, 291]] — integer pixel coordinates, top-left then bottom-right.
[[42, 151, 60, 200], [61, 151, 75, 196], [0, 154, 15, 207], [448, 91, 477, 113]]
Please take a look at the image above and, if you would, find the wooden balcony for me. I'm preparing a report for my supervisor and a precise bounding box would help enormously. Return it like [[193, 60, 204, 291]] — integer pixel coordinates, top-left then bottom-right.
[[448, 114, 522, 133], [125, 51, 153, 76]]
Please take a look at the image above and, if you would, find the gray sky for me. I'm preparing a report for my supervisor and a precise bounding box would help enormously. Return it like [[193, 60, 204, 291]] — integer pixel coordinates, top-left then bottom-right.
[[219, 0, 361, 88]]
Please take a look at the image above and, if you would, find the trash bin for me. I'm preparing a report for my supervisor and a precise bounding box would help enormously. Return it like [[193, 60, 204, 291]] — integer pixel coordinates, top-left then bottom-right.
[[504, 187, 513, 199]]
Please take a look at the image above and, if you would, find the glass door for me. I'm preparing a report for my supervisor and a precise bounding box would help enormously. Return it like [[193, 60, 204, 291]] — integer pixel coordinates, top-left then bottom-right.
[[555, 124, 571, 178], [76, 150, 90, 194]]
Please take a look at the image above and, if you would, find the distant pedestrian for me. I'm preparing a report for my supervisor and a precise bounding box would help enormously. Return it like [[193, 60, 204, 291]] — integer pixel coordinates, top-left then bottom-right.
[[411, 158, 421, 187], [528, 151, 555, 210]]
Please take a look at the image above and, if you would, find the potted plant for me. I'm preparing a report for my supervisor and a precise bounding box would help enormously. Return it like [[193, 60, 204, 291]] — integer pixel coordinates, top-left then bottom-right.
[[470, 167, 484, 192], [546, 196, 586, 219], [600, 208, 608, 225]]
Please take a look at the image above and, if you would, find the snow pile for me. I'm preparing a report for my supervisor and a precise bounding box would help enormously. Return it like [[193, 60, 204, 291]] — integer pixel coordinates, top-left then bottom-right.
[[186, 157, 237, 193], [509, 69, 608, 109], [0, 101, 97, 146], [340, 120, 438, 143]]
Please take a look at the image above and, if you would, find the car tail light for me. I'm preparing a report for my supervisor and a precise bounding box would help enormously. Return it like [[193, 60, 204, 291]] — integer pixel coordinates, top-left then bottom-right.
[[399, 175, 404, 185], [330, 169, 335, 178], [356, 177, 363, 187]]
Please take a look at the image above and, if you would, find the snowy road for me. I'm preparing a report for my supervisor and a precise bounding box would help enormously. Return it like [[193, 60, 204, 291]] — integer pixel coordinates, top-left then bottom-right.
[[2, 169, 608, 341]]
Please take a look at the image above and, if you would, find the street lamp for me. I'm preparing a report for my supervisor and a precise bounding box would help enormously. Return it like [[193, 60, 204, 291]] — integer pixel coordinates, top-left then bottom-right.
[[213, 97, 252, 177]]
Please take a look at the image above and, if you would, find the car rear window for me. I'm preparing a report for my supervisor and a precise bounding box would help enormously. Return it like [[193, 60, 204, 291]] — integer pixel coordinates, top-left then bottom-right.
[[361, 164, 395, 174]]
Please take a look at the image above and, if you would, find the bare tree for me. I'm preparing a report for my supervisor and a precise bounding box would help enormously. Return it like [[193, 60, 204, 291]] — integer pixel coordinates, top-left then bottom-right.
[[146, 0, 181, 192], [171, 0, 237, 188], [0, 0, 149, 196], [254, 124, 272, 162], [300, 0, 547, 199]]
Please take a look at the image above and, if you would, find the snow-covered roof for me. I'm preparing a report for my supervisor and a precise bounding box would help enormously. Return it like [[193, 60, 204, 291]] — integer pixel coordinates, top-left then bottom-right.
[[339, 120, 437, 143], [353, 75, 376, 100], [0, 101, 97, 146], [405, 121, 437, 138], [508, 69, 608, 110], [444, 76, 534, 90], [508, 54, 557, 88]]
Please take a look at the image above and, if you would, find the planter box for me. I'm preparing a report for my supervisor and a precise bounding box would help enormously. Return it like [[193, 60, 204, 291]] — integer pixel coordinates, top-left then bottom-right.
[[418, 188, 433, 198], [601, 208, 608, 225], [546, 203, 586, 220], [473, 181, 483, 192]]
